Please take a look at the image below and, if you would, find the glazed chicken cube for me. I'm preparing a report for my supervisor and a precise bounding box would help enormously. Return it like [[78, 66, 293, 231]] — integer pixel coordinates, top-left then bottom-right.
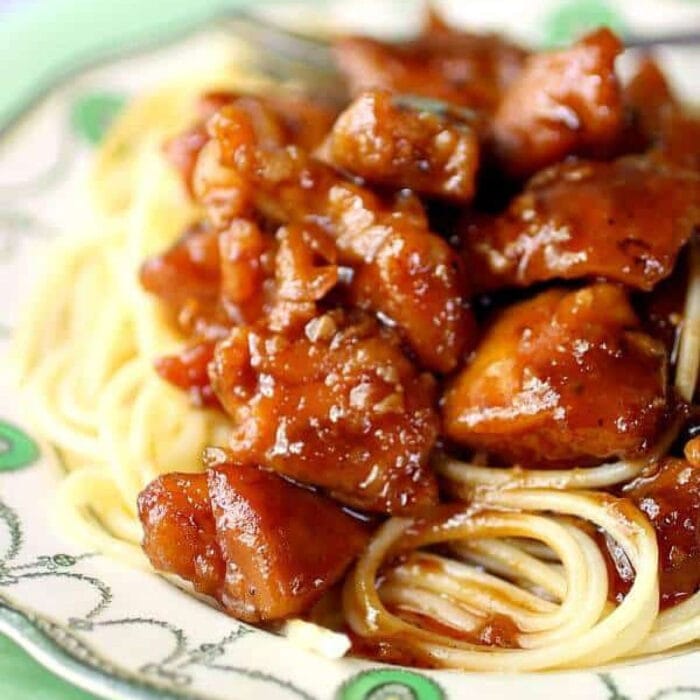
[[138, 461, 369, 623], [491, 28, 623, 177], [164, 91, 337, 194], [442, 284, 669, 468], [462, 157, 700, 292], [138, 472, 225, 598], [209, 310, 440, 513], [320, 90, 479, 203]]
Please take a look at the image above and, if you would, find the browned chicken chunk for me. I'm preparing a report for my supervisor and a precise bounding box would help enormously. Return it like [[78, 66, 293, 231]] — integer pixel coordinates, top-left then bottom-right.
[[620, 59, 700, 172], [319, 90, 479, 203], [165, 91, 337, 194], [209, 310, 440, 513], [621, 57, 678, 151], [491, 28, 623, 177], [614, 456, 700, 608], [138, 461, 369, 622], [462, 157, 700, 292], [442, 284, 669, 468], [140, 223, 224, 334], [138, 472, 225, 599]]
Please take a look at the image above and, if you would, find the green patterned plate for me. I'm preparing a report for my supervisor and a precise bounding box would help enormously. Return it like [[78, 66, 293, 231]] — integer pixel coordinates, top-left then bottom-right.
[[2, 1, 700, 698]]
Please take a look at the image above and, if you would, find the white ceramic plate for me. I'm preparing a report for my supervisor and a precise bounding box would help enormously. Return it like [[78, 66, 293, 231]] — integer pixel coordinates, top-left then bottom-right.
[[2, 1, 700, 698]]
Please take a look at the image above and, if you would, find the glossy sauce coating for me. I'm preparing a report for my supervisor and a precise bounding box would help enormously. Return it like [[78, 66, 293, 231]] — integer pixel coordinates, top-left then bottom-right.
[[462, 157, 700, 292], [349, 611, 520, 668], [138, 461, 369, 622], [443, 284, 669, 467], [320, 89, 479, 202], [491, 29, 623, 177], [138, 472, 225, 598], [609, 456, 700, 608], [209, 310, 440, 513], [164, 91, 337, 193], [620, 58, 677, 152], [639, 251, 689, 354], [140, 223, 226, 336], [621, 59, 700, 172]]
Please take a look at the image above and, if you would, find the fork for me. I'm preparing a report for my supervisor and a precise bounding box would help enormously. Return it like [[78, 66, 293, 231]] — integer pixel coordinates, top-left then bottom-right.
[[223, 13, 345, 102]]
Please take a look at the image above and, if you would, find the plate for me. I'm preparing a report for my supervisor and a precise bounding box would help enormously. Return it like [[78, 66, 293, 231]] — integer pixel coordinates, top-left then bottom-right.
[[2, 1, 700, 698]]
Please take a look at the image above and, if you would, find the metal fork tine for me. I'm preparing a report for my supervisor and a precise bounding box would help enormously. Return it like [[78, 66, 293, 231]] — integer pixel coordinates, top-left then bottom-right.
[[222, 11, 347, 104], [250, 52, 348, 104], [223, 12, 336, 71]]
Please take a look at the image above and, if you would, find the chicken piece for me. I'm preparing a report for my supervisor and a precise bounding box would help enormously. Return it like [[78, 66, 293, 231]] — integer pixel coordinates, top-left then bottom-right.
[[333, 13, 526, 115], [654, 111, 700, 173], [462, 157, 700, 293], [139, 223, 226, 335], [217, 219, 271, 313], [140, 218, 275, 338], [319, 90, 479, 203], [443, 284, 669, 468], [491, 28, 623, 177], [639, 251, 689, 354], [163, 92, 239, 194], [267, 222, 340, 333], [138, 462, 369, 622], [348, 223, 468, 371], [165, 91, 337, 193], [144, 218, 344, 404], [323, 183, 472, 373], [209, 310, 440, 513], [137, 472, 225, 598], [621, 57, 678, 152], [615, 457, 700, 608], [620, 59, 700, 172], [155, 340, 219, 408], [206, 459, 369, 622], [199, 100, 474, 372]]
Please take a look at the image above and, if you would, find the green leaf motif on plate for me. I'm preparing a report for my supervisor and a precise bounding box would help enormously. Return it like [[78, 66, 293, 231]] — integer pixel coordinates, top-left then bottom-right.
[[0, 421, 40, 472], [338, 669, 444, 700], [541, 0, 626, 47], [70, 93, 125, 145]]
